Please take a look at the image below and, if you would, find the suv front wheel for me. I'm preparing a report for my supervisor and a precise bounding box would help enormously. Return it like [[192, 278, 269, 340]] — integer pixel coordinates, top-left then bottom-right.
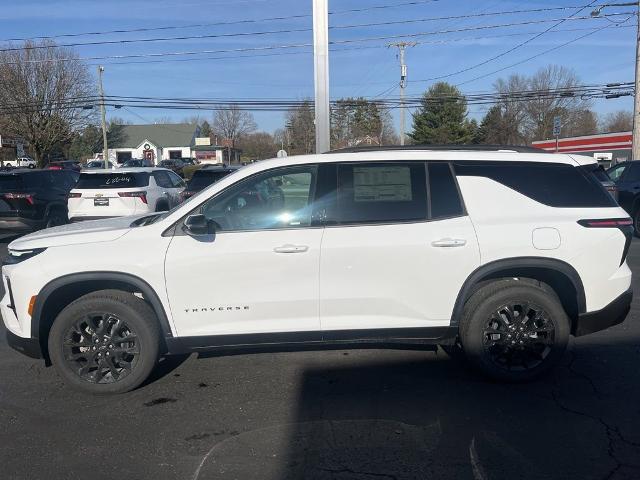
[[48, 290, 160, 394], [459, 279, 570, 382]]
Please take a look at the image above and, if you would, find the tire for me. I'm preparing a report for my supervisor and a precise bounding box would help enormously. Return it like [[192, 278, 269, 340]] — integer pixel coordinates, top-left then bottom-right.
[[459, 279, 570, 382], [155, 201, 169, 212], [44, 209, 67, 229], [48, 290, 160, 394]]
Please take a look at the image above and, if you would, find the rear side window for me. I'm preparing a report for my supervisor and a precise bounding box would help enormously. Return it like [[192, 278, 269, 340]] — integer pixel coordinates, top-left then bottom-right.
[[153, 171, 173, 188], [76, 173, 150, 189], [336, 163, 427, 224], [0, 175, 23, 190], [428, 162, 464, 219], [454, 161, 616, 208]]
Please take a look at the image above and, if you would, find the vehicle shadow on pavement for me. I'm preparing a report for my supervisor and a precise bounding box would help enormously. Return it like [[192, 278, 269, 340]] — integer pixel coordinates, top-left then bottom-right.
[[191, 341, 640, 480]]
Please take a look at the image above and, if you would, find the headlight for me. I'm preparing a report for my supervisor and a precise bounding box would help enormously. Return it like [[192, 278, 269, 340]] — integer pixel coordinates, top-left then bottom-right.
[[3, 248, 46, 265]]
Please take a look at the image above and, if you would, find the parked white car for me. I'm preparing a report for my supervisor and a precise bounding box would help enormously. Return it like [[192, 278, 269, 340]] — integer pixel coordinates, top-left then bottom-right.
[[67, 167, 185, 222], [1, 146, 633, 394], [3, 157, 36, 169]]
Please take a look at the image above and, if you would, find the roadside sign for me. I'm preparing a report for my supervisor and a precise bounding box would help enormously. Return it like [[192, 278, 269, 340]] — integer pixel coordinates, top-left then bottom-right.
[[553, 116, 561, 137]]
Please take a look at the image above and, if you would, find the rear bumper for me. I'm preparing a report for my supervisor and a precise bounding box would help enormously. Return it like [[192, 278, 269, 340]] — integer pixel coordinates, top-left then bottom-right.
[[574, 288, 633, 337], [5, 330, 42, 359], [0, 217, 41, 231]]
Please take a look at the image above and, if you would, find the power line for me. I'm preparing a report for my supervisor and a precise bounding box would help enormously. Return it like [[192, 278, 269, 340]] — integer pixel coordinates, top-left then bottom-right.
[[455, 15, 635, 87], [87, 24, 636, 68], [0, 0, 444, 44], [0, 14, 630, 65], [414, 0, 602, 84], [0, 5, 605, 53], [0, 82, 632, 114]]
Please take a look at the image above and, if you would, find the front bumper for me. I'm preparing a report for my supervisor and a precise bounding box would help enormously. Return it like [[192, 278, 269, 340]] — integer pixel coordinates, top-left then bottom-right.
[[574, 288, 633, 337], [5, 329, 42, 358]]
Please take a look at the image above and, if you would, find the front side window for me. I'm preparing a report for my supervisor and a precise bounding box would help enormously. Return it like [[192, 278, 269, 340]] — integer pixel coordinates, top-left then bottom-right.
[[168, 171, 185, 188], [336, 162, 427, 224], [607, 163, 628, 182], [621, 162, 640, 182], [199, 166, 317, 231]]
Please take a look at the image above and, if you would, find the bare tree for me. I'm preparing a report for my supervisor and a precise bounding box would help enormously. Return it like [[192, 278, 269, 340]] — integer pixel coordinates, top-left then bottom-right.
[[0, 41, 94, 165], [237, 132, 278, 161], [523, 65, 591, 141], [602, 110, 633, 132], [212, 105, 257, 147]]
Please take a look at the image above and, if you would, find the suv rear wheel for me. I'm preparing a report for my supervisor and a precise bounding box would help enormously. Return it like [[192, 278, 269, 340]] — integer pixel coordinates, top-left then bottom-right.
[[459, 279, 570, 382], [48, 290, 160, 394]]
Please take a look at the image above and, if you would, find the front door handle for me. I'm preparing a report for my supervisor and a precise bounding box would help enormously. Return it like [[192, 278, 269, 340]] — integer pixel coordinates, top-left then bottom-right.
[[273, 244, 309, 253], [431, 238, 467, 248]]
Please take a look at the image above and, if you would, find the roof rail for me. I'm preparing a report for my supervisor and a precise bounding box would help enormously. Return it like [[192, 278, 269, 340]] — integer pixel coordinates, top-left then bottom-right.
[[325, 144, 548, 154]]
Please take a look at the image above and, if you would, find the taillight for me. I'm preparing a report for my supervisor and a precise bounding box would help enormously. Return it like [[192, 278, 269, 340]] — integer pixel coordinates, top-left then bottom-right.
[[3, 193, 34, 205], [577, 218, 632, 228], [578, 218, 633, 265], [68, 192, 81, 199], [118, 191, 147, 204]]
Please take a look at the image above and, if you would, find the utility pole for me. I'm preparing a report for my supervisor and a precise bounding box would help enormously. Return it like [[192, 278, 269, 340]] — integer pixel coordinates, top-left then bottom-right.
[[313, 0, 330, 153], [592, 2, 639, 158], [97, 66, 109, 169], [388, 42, 416, 146]]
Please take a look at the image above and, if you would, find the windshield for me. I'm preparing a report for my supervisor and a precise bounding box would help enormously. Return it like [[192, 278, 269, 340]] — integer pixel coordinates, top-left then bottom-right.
[[75, 172, 150, 189]]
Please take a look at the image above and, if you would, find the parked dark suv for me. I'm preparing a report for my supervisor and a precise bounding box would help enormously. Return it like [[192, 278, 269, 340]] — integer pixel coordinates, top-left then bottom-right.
[[181, 165, 240, 199], [0, 169, 78, 232], [607, 161, 640, 235], [158, 159, 187, 176]]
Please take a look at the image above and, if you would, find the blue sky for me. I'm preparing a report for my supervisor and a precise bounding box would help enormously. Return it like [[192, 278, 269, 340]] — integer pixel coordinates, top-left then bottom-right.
[[1, 0, 636, 133]]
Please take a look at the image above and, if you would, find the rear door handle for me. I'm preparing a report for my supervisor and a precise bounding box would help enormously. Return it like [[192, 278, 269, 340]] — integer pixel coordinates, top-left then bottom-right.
[[273, 244, 309, 253], [431, 238, 467, 248]]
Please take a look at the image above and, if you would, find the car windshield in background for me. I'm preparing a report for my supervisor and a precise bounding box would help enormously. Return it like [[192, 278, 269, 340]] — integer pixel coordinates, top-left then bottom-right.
[[76, 172, 150, 189], [188, 170, 232, 190]]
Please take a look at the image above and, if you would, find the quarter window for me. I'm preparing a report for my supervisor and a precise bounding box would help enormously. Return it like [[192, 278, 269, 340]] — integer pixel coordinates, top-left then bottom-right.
[[199, 166, 317, 231], [428, 162, 464, 219], [336, 163, 427, 224], [154, 171, 173, 188]]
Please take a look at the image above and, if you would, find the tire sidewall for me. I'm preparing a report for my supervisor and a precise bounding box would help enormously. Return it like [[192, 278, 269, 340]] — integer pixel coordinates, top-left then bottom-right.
[[48, 294, 159, 394], [461, 284, 570, 382]]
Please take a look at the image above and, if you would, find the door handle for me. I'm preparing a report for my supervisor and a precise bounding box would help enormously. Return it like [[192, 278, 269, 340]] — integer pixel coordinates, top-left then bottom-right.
[[431, 238, 467, 248], [273, 244, 309, 253]]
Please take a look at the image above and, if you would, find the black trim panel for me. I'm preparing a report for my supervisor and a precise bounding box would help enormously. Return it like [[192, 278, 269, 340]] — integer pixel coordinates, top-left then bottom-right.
[[166, 326, 457, 355], [5, 330, 42, 359], [451, 257, 586, 326], [574, 288, 632, 337], [31, 272, 173, 340]]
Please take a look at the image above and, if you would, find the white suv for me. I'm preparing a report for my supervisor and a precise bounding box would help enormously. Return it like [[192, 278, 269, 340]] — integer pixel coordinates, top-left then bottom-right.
[[67, 167, 185, 222], [1, 146, 632, 394]]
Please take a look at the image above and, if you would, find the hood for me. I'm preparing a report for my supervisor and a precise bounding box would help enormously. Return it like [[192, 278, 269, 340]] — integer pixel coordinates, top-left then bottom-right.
[[8, 215, 144, 250]]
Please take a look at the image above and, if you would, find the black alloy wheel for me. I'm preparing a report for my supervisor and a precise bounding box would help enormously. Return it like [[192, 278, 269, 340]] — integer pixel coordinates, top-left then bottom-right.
[[63, 313, 139, 384], [482, 302, 554, 371]]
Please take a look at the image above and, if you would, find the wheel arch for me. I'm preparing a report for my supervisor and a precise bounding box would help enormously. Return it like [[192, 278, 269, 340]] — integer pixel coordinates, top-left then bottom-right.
[[31, 271, 173, 363], [451, 257, 586, 333]]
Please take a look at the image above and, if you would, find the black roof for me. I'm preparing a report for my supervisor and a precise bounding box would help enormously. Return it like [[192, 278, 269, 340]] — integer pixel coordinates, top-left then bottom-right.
[[326, 144, 547, 154]]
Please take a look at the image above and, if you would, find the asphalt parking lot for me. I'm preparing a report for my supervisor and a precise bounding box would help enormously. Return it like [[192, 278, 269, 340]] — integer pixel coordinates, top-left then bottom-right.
[[0, 236, 639, 480]]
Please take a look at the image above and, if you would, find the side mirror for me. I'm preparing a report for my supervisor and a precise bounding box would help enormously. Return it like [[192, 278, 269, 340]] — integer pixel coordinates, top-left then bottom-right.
[[183, 214, 215, 236]]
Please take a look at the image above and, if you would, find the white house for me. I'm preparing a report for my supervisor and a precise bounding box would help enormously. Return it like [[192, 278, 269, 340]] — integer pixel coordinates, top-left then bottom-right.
[[106, 123, 200, 165]]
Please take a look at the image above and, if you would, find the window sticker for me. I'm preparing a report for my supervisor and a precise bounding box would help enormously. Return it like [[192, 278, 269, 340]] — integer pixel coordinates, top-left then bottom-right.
[[353, 166, 412, 202]]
